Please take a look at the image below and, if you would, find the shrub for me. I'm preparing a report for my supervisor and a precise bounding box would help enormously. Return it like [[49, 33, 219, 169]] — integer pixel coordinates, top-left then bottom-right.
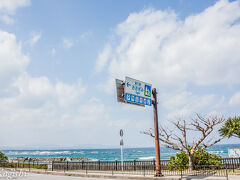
[[167, 151, 189, 170], [193, 147, 221, 167], [167, 147, 221, 170], [0, 151, 8, 162]]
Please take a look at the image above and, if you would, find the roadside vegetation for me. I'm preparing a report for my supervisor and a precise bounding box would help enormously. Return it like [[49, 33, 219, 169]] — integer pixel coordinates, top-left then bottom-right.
[[143, 114, 226, 170], [0, 151, 8, 162], [219, 116, 240, 138], [0, 151, 47, 169], [167, 147, 222, 170]]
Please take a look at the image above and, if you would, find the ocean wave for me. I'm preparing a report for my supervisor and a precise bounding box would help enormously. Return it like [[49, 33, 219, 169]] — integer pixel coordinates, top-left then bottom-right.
[[73, 151, 85, 154], [139, 156, 155, 160], [208, 151, 225, 154], [90, 151, 98, 154], [7, 151, 72, 156], [90, 159, 99, 161]]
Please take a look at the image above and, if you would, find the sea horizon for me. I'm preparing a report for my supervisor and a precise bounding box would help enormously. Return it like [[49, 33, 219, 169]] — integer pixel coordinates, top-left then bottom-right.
[[2, 143, 239, 161]]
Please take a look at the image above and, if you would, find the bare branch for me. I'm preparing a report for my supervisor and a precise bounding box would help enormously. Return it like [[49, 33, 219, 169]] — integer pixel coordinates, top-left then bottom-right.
[[141, 128, 184, 151], [202, 136, 225, 149], [142, 114, 225, 157]]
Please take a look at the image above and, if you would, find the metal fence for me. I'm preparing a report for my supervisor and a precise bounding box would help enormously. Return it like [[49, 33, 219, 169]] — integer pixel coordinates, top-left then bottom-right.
[[1, 157, 239, 178], [52, 160, 229, 176], [50, 159, 234, 177], [222, 157, 240, 170]]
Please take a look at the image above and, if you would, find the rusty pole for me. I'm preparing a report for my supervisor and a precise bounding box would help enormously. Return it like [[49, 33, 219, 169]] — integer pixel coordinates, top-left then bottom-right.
[[152, 88, 163, 177]]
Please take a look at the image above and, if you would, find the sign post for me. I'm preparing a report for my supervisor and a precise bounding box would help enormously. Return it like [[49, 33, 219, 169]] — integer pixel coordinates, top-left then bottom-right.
[[115, 77, 163, 177], [152, 88, 163, 176]]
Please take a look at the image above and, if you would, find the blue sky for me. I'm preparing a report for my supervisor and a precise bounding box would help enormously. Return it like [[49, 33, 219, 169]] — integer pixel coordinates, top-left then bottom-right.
[[0, 0, 240, 149]]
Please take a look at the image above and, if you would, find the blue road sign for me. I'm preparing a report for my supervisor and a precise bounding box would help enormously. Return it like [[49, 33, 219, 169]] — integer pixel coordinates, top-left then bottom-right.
[[124, 77, 152, 106]]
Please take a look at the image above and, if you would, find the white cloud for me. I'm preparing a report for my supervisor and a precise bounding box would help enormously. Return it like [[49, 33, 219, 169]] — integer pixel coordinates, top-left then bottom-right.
[[0, 26, 142, 148], [95, 44, 112, 73], [109, 0, 240, 87], [27, 32, 41, 47], [0, 29, 90, 146], [0, 30, 29, 96], [0, 0, 30, 14], [62, 38, 74, 49], [160, 91, 226, 120], [55, 79, 86, 106], [96, 0, 240, 119], [229, 92, 240, 106], [0, 0, 30, 24]]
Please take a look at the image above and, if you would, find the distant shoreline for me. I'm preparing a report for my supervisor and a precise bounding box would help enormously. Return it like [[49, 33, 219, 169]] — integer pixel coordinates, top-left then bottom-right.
[[3, 144, 239, 161], [1, 143, 239, 151]]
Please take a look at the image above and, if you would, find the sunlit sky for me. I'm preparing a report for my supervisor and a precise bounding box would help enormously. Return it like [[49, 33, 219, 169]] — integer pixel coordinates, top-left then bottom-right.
[[0, 0, 240, 149]]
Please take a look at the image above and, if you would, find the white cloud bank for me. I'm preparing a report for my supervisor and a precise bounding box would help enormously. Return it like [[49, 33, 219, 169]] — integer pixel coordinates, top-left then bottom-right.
[[0, 28, 130, 148], [97, 0, 240, 119], [0, 29, 94, 146]]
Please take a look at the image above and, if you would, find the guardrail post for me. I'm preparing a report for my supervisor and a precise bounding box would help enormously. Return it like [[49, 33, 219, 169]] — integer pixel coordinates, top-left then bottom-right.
[[232, 158, 235, 173], [29, 160, 30, 171], [98, 160, 101, 170], [52, 161, 54, 171], [115, 160, 118, 171], [67, 161, 69, 171], [239, 157, 240, 169], [226, 166, 228, 180], [134, 160, 136, 171], [143, 162, 145, 177], [181, 166, 183, 179], [153, 159, 156, 172]]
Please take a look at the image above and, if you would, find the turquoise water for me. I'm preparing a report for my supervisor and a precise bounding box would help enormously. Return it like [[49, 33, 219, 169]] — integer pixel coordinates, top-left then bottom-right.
[[2, 144, 239, 161]]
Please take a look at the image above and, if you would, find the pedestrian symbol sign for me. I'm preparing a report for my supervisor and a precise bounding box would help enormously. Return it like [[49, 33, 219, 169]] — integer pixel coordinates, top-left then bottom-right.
[[144, 84, 151, 97], [124, 77, 152, 106]]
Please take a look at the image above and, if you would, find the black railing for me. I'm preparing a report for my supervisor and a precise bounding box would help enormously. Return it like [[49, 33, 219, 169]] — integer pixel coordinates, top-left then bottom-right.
[[53, 160, 157, 172], [51, 161, 229, 177], [1, 157, 239, 177]]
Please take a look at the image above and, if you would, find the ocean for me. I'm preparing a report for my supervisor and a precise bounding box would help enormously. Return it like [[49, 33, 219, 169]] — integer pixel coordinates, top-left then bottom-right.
[[2, 144, 239, 161]]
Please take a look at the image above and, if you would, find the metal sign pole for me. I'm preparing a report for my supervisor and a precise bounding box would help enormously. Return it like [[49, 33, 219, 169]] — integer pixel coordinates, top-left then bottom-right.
[[120, 129, 124, 173], [120, 143, 123, 172], [116, 77, 162, 176], [152, 88, 163, 176]]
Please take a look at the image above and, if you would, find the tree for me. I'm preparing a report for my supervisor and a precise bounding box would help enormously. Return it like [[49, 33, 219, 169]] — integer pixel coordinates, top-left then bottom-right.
[[0, 151, 8, 162], [167, 147, 221, 170], [142, 114, 225, 170], [219, 116, 240, 138]]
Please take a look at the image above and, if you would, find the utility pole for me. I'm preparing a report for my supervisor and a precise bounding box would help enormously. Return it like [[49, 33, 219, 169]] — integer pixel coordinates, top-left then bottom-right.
[[152, 88, 163, 176]]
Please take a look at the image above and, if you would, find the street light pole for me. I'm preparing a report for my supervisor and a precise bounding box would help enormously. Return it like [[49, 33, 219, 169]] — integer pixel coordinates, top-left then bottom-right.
[[152, 88, 163, 177]]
